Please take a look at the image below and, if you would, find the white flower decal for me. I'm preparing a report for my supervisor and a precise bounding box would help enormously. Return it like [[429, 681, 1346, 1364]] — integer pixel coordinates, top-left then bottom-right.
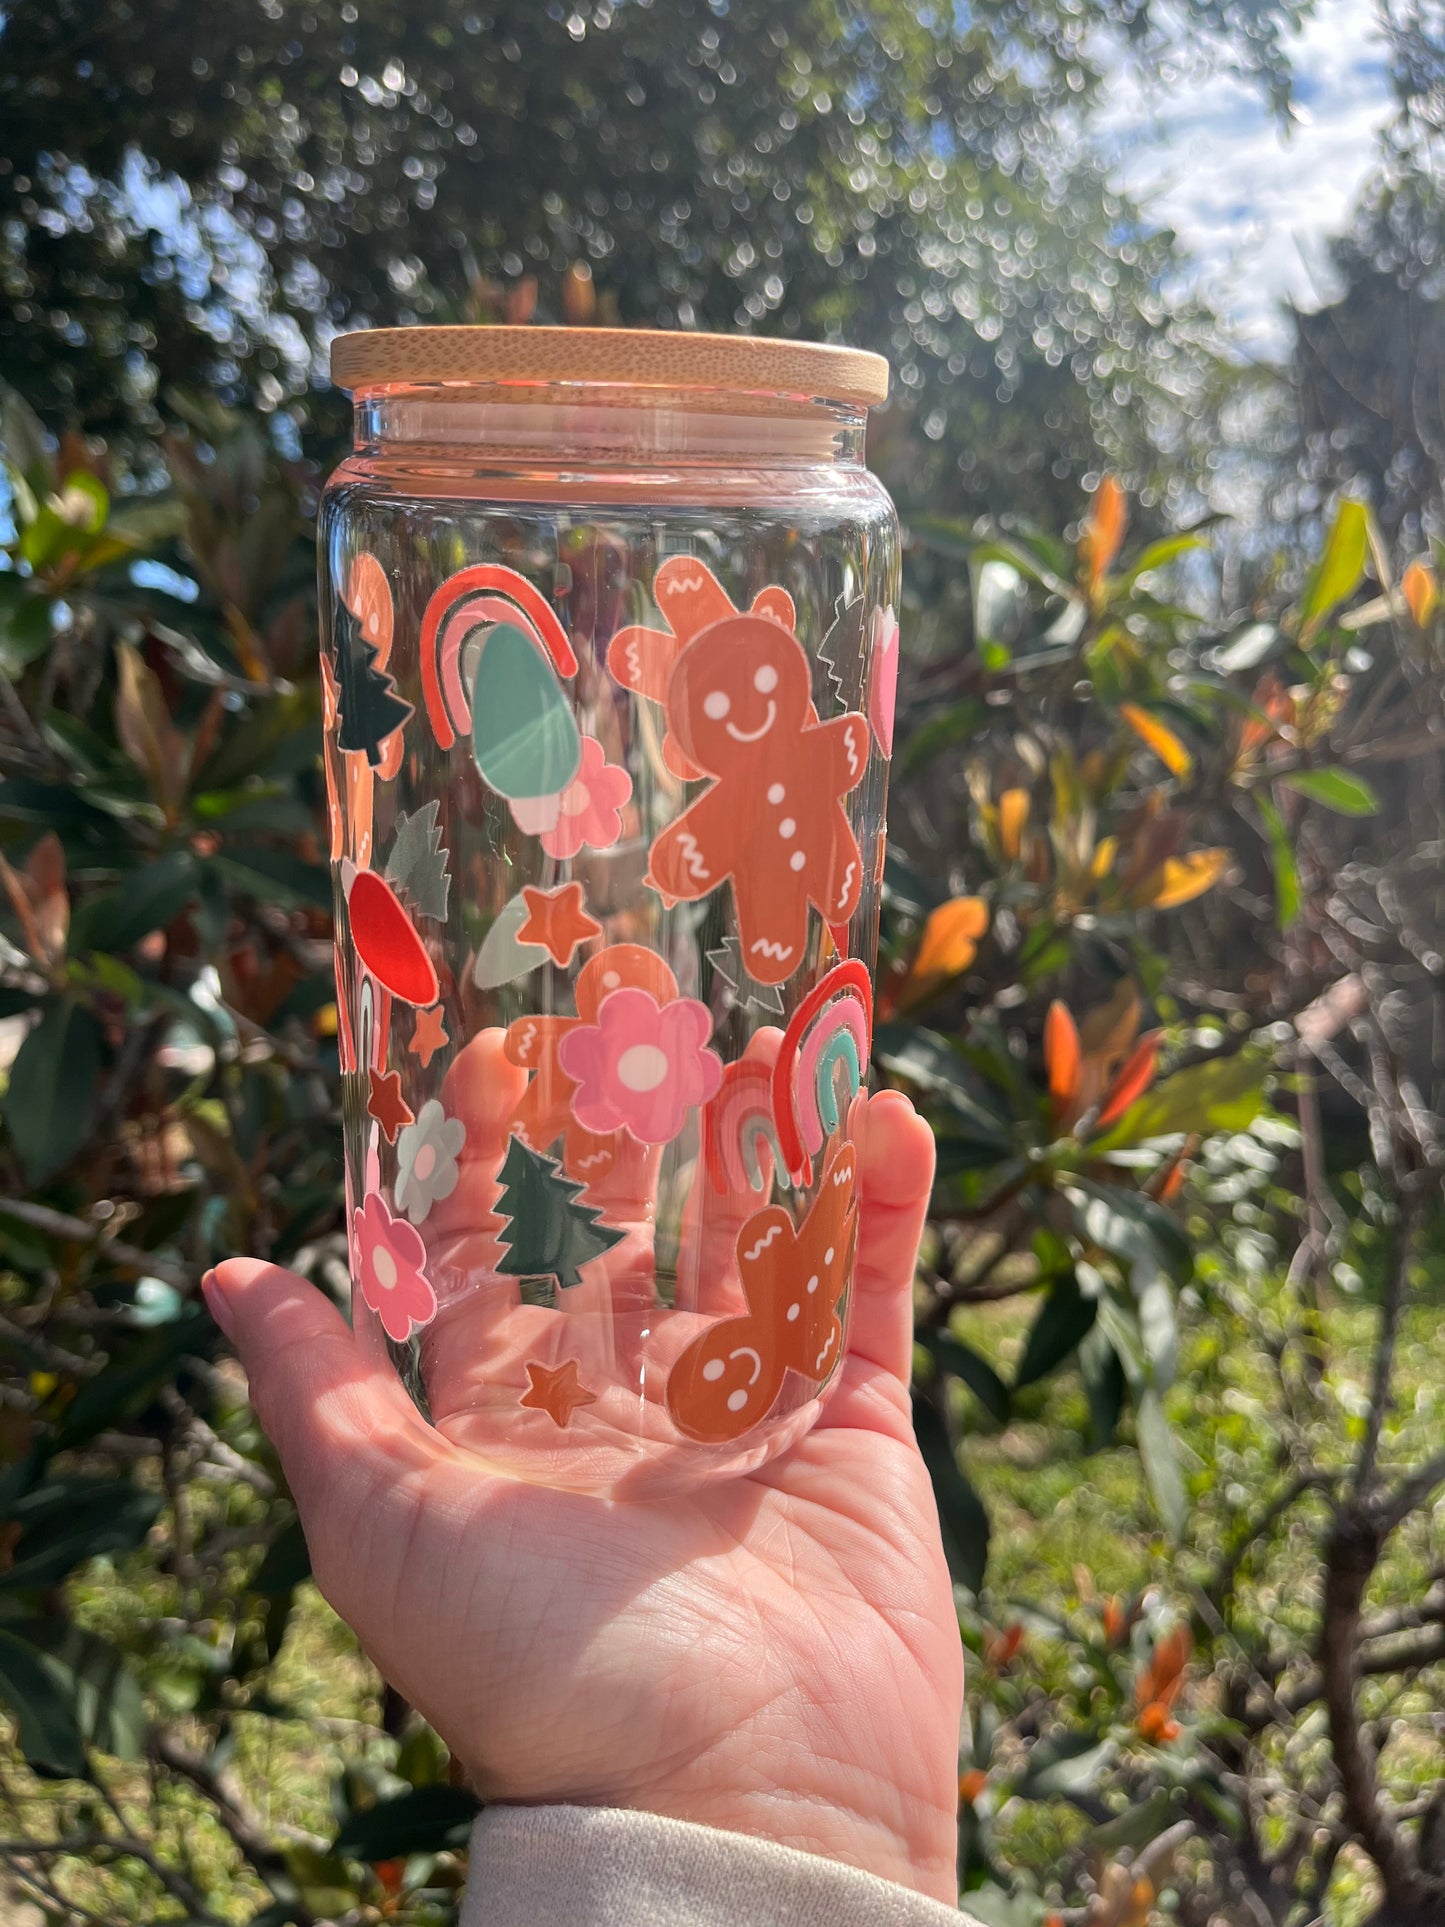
[[393, 1099, 466, 1224]]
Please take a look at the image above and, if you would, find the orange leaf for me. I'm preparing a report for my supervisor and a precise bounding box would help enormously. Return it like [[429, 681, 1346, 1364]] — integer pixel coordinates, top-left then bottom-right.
[[1135, 848, 1229, 910], [910, 896, 988, 981], [1044, 1000, 1081, 1111], [958, 1768, 988, 1805], [1402, 559, 1439, 628], [1095, 1031, 1161, 1130], [998, 787, 1030, 861], [1081, 474, 1128, 591], [1138, 1626, 1192, 1710], [1120, 702, 1192, 780], [1138, 1702, 1181, 1746]]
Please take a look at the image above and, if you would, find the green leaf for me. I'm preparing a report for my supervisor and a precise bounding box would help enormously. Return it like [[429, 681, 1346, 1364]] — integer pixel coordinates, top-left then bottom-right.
[[1299, 498, 1370, 632], [0, 384, 55, 492], [332, 1785, 480, 1860], [1079, 1324, 1126, 1447], [54, 1307, 215, 1449], [253, 1518, 311, 1597], [897, 699, 986, 778], [212, 847, 332, 912], [874, 1025, 1012, 1148], [1088, 1787, 1180, 1854], [1100, 1050, 1267, 1144], [2, 998, 104, 1184], [1, 1478, 163, 1591], [0, 1625, 87, 1776], [972, 556, 1026, 655], [1257, 794, 1300, 927], [912, 1396, 990, 1595], [1136, 1386, 1188, 1536], [1281, 768, 1379, 816], [1121, 533, 1205, 585], [1066, 1177, 1193, 1287], [1014, 1274, 1096, 1388], [0, 589, 54, 674], [70, 849, 203, 953], [6, 1618, 146, 1759], [1019, 1729, 1118, 1799], [928, 1333, 1011, 1425]]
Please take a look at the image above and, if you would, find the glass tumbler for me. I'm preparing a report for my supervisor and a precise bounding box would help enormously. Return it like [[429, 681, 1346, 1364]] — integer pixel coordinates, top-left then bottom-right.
[[320, 327, 900, 1497]]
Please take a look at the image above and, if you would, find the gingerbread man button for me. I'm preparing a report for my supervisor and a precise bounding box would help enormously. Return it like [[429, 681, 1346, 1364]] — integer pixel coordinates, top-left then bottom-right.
[[647, 615, 869, 986]]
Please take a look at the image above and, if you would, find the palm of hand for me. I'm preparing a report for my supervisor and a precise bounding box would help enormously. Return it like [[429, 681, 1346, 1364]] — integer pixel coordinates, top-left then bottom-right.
[[213, 1087, 961, 1904]]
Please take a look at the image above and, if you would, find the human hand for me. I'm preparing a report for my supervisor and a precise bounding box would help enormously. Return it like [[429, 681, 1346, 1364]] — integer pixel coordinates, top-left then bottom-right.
[[205, 1076, 962, 1904]]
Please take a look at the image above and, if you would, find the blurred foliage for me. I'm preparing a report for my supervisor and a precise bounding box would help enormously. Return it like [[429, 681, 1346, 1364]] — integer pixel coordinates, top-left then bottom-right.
[[0, 0, 1314, 521], [1, 0, 1445, 1919], [1, 369, 1443, 1921]]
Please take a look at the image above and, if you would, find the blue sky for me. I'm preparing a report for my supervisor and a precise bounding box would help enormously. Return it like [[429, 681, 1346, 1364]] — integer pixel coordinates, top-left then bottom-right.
[[1100, 0, 1395, 353]]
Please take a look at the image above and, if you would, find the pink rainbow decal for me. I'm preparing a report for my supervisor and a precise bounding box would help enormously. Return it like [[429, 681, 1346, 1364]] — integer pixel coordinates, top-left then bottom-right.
[[703, 1058, 789, 1197], [797, 999, 869, 1159], [772, 959, 873, 1184], [419, 564, 578, 750]]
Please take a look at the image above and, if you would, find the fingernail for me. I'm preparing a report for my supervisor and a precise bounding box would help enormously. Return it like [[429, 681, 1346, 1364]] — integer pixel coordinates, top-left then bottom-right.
[[200, 1268, 235, 1340]]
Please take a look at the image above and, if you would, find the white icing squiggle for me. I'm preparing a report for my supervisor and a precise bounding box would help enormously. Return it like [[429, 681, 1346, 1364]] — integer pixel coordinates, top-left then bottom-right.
[[742, 1221, 785, 1262]]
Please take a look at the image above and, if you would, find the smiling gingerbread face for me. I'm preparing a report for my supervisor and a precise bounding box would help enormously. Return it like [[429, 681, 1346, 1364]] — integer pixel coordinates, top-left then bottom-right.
[[669, 614, 814, 774]]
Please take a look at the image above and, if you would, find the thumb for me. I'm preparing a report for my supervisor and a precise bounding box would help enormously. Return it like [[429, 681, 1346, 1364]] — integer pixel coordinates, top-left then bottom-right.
[[203, 1259, 438, 1603]]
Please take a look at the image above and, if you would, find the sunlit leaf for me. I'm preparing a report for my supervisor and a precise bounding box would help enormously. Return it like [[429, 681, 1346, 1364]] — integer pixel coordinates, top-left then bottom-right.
[[998, 787, 1030, 861], [1212, 621, 1278, 673], [1136, 1387, 1188, 1536], [1080, 474, 1127, 592], [1120, 703, 1192, 779], [901, 895, 989, 1000], [1280, 768, 1379, 816], [1401, 560, 1439, 628], [1094, 1032, 1161, 1131], [1100, 1051, 1268, 1144], [1044, 1000, 1080, 1110], [1134, 849, 1229, 910], [1299, 498, 1370, 634]]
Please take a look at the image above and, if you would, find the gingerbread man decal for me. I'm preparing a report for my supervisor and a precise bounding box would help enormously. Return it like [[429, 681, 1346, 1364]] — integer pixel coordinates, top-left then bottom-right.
[[503, 944, 676, 1189], [647, 615, 869, 986], [608, 556, 798, 781], [666, 1140, 858, 1443]]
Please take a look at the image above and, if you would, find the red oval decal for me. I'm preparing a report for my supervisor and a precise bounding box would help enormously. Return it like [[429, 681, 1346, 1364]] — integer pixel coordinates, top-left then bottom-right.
[[348, 871, 440, 1008]]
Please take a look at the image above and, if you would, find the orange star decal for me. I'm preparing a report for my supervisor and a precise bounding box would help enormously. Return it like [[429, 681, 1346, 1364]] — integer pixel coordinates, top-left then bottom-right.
[[367, 1066, 414, 1142], [409, 1003, 449, 1067], [519, 1358, 598, 1428], [517, 883, 602, 968]]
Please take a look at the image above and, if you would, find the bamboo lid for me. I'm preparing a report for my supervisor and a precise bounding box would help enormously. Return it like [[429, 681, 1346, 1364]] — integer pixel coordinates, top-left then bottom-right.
[[330, 326, 890, 408]]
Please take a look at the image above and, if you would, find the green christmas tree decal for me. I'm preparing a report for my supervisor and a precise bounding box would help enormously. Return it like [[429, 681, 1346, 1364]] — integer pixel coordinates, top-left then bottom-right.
[[385, 800, 451, 922], [494, 1137, 626, 1294], [333, 600, 413, 766]]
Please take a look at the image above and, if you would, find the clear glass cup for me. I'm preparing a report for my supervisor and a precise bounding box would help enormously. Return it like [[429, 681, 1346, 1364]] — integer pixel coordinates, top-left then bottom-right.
[[320, 327, 900, 1496]]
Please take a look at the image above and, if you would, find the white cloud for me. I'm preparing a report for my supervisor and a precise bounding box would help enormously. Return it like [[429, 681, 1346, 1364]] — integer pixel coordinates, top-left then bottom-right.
[[1098, 0, 1395, 353]]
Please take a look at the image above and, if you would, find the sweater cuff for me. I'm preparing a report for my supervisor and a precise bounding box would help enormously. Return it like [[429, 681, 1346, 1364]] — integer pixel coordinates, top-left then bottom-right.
[[459, 1804, 976, 1927]]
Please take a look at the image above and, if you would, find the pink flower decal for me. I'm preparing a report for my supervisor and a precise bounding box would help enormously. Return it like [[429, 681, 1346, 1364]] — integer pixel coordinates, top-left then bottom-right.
[[353, 1190, 438, 1341], [558, 987, 723, 1144], [538, 734, 632, 860]]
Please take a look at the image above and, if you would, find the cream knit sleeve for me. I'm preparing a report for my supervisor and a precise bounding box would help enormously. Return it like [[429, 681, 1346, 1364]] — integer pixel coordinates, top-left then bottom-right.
[[459, 1805, 985, 1926]]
